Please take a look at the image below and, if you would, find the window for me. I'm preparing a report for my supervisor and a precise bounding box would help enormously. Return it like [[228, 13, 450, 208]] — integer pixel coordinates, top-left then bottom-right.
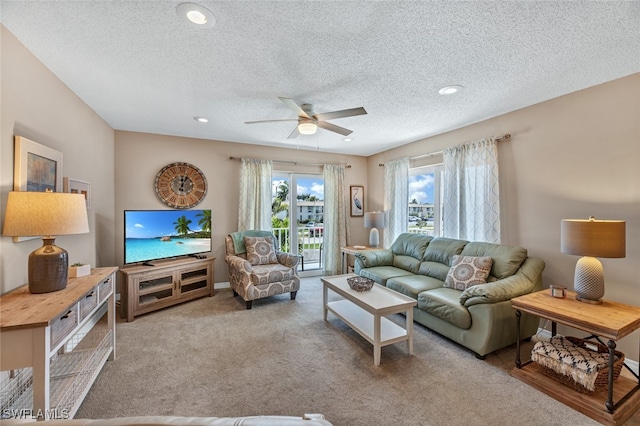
[[408, 165, 442, 237]]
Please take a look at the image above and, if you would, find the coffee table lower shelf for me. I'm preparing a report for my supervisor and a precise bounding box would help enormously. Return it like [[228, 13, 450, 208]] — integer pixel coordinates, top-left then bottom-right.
[[511, 362, 640, 426], [327, 299, 409, 345]]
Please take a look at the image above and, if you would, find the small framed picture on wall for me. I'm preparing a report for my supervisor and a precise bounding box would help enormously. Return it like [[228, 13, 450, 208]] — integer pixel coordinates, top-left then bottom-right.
[[64, 177, 92, 209], [350, 185, 364, 217]]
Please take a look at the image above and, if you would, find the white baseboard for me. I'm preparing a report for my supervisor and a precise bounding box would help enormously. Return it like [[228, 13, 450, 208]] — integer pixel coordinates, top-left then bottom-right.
[[532, 327, 639, 375]]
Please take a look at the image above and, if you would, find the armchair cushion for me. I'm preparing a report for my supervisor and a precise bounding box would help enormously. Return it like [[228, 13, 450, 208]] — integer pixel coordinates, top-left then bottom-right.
[[244, 236, 278, 265], [250, 263, 296, 286], [443, 255, 493, 291], [229, 230, 276, 255]]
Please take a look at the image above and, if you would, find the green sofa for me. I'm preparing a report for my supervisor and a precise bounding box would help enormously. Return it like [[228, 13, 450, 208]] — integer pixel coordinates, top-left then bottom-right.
[[354, 233, 544, 358]]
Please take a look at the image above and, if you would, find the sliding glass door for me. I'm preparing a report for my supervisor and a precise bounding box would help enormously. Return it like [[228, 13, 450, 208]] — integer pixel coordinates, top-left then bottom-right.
[[272, 173, 324, 274]]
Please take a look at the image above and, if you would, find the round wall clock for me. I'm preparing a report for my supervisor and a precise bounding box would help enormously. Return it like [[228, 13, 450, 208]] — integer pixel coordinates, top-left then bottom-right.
[[155, 162, 207, 209]]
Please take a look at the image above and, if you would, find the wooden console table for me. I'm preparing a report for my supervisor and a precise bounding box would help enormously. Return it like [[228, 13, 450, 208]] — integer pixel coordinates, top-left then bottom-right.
[[511, 290, 640, 425], [0, 267, 117, 419]]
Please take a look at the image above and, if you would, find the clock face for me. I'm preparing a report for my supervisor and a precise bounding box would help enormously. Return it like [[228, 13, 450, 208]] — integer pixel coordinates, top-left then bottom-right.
[[155, 162, 207, 209]]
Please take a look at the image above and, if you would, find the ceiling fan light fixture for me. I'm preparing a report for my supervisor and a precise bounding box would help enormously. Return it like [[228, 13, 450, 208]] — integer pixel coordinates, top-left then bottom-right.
[[439, 85, 463, 95], [298, 122, 317, 135], [177, 3, 216, 28]]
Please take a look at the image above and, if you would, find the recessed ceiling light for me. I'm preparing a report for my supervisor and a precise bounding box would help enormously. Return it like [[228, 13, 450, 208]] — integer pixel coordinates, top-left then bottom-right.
[[344, 138, 352, 142], [177, 3, 216, 28], [438, 85, 463, 95], [194, 116, 208, 123]]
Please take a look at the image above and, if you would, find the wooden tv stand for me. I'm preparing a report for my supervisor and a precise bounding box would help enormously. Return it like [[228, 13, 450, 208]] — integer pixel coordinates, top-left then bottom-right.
[[119, 257, 214, 322]]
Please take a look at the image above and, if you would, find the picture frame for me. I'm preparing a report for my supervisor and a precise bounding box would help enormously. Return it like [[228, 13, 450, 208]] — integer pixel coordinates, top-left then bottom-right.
[[64, 177, 91, 209], [350, 185, 364, 217], [13, 136, 64, 242]]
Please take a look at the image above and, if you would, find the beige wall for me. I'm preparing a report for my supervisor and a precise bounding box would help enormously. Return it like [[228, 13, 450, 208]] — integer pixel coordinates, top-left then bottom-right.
[[3, 20, 639, 361], [368, 73, 640, 356], [0, 26, 115, 294], [114, 131, 369, 283]]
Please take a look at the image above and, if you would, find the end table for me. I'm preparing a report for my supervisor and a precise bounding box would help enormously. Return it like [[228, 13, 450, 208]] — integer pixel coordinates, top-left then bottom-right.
[[511, 290, 640, 425]]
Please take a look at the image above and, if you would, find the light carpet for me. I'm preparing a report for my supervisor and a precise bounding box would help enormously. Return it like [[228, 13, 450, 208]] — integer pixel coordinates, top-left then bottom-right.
[[76, 277, 640, 425]]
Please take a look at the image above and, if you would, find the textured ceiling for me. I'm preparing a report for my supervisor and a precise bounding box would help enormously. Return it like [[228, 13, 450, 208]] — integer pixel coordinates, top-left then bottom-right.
[[1, 1, 639, 156]]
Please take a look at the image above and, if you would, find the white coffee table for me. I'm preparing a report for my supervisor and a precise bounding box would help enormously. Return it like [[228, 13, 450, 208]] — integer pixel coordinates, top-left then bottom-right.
[[322, 274, 417, 365]]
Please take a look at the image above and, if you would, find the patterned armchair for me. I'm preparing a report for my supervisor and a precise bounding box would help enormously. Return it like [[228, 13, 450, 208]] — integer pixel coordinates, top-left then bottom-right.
[[224, 230, 301, 309]]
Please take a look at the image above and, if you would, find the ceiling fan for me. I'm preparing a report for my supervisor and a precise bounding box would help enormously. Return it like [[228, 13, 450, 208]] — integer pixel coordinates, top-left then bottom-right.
[[245, 97, 367, 139]]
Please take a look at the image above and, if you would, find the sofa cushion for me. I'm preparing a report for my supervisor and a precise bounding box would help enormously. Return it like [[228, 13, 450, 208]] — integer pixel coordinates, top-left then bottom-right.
[[460, 242, 527, 279], [393, 255, 422, 274], [244, 236, 278, 265], [391, 233, 432, 259], [417, 261, 452, 281], [417, 288, 472, 330], [358, 266, 413, 286], [387, 275, 444, 300], [422, 237, 468, 265], [443, 255, 493, 291]]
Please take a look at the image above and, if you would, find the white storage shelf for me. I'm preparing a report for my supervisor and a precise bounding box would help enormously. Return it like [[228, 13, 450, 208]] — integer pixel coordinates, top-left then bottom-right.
[[0, 268, 117, 420]]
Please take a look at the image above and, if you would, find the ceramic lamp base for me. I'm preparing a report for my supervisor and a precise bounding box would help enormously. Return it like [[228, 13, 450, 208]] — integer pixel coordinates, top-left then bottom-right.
[[573, 256, 604, 304], [28, 237, 68, 294], [369, 228, 380, 248]]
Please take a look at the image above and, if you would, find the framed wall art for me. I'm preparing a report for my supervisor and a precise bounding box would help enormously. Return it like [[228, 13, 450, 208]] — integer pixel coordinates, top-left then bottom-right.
[[64, 177, 92, 209], [350, 185, 364, 217], [14, 136, 63, 192], [13, 136, 64, 241]]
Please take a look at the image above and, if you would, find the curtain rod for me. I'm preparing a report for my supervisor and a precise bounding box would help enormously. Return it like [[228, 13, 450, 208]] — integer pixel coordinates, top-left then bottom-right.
[[229, 156, 351, 168], [378, 133, 511, 166]]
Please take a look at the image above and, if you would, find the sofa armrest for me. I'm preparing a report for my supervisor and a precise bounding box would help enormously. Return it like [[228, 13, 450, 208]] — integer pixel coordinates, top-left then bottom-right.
[[277, 251, 301, 268], [354, 249, 393, 270], [459, 257, 545, 307]]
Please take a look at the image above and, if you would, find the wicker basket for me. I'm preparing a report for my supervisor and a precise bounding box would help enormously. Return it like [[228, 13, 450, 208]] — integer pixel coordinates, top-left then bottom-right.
[[537, 336, 625, 393], [347, 276, 374, 292]]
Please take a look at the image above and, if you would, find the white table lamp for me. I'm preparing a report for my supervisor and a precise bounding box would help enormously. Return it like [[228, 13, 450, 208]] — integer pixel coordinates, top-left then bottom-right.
[[561, 216, 625, 304], [364, 212, 384, 248]]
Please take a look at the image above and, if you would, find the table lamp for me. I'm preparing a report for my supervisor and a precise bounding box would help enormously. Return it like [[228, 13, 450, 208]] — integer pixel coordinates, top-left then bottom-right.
[[364, 211, 384, 248], [2, 191, 90, 293], [561, 216, 625, 304]]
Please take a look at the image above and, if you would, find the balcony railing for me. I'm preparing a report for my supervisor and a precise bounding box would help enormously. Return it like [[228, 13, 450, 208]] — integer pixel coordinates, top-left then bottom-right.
[[273, 227, 323, 271]]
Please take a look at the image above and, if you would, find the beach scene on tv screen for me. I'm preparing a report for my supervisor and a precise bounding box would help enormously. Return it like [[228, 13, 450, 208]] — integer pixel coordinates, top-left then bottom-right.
[[125, 210, 211, 263]]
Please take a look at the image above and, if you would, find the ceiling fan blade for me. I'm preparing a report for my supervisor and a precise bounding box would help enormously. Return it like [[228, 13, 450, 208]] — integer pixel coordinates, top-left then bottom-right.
[[279, 97, 311, 119], [316, 121, 353, 136], [287, 125, 300, 139], [314, 106, 367, 121], [245, 119, 298, 124]]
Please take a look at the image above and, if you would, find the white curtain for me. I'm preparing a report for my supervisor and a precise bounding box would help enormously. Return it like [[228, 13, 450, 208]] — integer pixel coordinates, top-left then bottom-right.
[[238, 158, 272, 231], [323, 164, 350, 275], [443, 137, 501, 243], [383, 157, 409, 248]]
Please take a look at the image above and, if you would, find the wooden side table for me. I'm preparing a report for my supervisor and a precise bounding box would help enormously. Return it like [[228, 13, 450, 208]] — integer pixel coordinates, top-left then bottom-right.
[[340, 246, 385, 274], [511, 290, 640, 425]]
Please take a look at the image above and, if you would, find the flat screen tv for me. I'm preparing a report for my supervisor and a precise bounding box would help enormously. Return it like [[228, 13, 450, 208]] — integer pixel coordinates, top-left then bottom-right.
[[124, 209, 212, 265]]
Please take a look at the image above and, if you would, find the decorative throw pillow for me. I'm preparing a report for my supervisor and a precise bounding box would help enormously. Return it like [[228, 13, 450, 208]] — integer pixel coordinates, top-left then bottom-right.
[[244, 236, 278, 266], [443, 255, 493, 291]]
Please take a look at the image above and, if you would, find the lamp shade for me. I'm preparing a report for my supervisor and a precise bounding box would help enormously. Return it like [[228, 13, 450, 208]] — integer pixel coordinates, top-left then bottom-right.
[[364, 212, 384, 229], [3, 191, 89, 237], [561, 218, 625, 258]]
